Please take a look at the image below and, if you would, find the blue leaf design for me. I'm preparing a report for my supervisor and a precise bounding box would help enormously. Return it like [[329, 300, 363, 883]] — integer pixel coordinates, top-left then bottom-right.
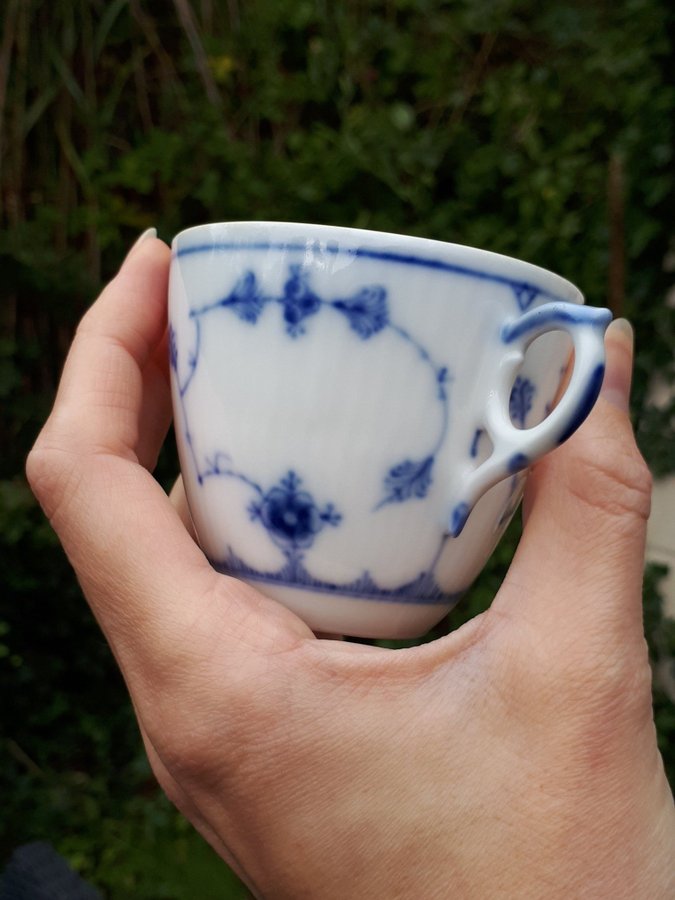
[[379, 456, 434, 506], [221, 270, 266, 323], [509, 375, 535, 428], [332, 285, 388, 339], [280, 265, 322, 336]]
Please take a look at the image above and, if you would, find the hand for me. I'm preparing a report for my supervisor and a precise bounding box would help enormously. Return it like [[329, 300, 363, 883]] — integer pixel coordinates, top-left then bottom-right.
[[27, 234, 675, 899]]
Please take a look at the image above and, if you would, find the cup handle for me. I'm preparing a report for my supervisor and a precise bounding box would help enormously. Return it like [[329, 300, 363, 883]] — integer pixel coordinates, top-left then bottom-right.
[[448, 302, 613, 537]]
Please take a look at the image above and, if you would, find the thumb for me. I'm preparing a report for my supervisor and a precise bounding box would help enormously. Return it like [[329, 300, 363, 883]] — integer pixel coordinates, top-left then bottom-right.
[[495, 318, 652, 645]]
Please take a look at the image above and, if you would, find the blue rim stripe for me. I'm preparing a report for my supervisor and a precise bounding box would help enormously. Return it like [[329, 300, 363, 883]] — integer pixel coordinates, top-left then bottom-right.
[[174, 241, 570, 304]]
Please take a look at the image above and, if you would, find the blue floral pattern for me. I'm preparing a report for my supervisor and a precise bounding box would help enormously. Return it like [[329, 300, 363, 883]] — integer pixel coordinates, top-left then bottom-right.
[[170, 240, 587, 603], [222, 270, 267, 323], [509, 375, 535, 428], [249, 471, 341, 552], [179, 459, 452, 603], [332, 286, 389, 338], [378, 456, 434, 507], [177, 263, 452, 513], [171, 259, 461, 603], [280, 265, 322, 336]]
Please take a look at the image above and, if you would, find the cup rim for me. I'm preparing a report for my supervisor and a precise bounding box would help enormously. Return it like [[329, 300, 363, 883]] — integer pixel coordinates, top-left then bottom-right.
[[171, 220, 584, 304]]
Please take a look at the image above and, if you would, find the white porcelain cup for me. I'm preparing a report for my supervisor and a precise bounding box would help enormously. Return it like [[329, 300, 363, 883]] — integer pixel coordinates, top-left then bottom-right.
[[169, 222, 611, 638]]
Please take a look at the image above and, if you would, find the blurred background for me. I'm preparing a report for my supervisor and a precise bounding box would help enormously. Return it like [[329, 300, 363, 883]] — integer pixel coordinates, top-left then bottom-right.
[[1, 1, 674, 897]]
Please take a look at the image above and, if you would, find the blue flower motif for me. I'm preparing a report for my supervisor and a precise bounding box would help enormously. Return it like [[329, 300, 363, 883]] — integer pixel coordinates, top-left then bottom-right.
[[250, 471, 341, 551], [332, 285, 388, 339], [221, 270, 266, 323], [379, 455, 434, 507], [280, 265, 322, 337], [509, 375, 535, 428]]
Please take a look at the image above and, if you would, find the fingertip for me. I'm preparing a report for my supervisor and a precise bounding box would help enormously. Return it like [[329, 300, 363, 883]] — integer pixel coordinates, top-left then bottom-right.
[[606, 316, 634, 345], [132, 226, 158, 249], [600, 318, 634, 413], [128, 227, 167, 258], [121, 227, 170, 272], [109, 229, 171, 311], [74, 228, 172, 375]]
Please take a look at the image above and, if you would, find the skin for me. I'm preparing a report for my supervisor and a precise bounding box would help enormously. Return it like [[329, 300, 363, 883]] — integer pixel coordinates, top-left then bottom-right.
[[26, 235, 675, 899]]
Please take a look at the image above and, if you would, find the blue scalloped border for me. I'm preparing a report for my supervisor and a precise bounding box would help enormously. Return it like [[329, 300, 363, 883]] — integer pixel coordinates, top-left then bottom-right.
[[213, 548, 462, 605]]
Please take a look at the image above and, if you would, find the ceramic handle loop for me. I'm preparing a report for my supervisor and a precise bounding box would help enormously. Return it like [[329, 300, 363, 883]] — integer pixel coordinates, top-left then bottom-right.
[[449, 302, 612, 537]]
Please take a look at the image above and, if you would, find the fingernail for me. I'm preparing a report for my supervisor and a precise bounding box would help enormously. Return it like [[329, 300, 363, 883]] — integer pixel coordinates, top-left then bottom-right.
[[601, 317, 633, 411], [607, 317, 634, 346], [129, 227, 157, 256]]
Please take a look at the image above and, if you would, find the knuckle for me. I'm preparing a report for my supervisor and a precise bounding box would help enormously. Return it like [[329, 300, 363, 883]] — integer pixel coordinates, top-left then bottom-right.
[[567, 435, 652, 525], [151, 720, 219, 783], [143, 656, 289, 787], [25, 439, 83, 521], [148, 701, 264, 791], [25, 441, 53, 499]]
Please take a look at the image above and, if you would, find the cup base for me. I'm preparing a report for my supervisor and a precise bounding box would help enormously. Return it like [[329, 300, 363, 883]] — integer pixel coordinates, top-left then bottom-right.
[[239, 577, 463, 639]]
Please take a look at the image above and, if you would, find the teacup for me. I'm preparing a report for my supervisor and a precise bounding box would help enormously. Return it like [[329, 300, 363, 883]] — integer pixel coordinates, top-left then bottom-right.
[[169, 222, 611, 638]]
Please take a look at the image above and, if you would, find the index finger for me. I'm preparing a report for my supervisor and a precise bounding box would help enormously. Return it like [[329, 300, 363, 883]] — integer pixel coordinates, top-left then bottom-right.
[[26, 236, 310, 694]]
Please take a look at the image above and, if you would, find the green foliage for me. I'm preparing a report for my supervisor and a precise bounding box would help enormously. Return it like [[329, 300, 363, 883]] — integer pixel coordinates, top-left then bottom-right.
[[644, 564, 675, 787], [3, 753, 248, 898], [1, 0, 674, 896]]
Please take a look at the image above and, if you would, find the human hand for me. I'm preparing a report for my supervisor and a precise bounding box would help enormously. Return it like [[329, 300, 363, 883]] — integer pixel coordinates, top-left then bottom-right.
[[27, 234, 675, 899]]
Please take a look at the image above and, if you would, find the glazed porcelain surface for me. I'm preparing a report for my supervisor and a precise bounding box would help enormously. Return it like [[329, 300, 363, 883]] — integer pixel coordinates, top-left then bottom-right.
[[169, 222, 611, 637]]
